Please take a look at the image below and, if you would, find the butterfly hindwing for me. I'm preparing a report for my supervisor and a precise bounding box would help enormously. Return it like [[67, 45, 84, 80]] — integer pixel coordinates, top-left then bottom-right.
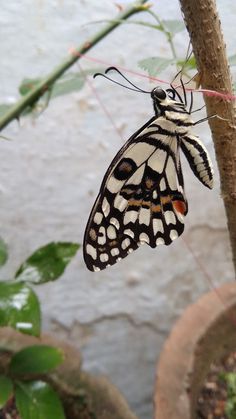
[[83, 120, 188, 271]]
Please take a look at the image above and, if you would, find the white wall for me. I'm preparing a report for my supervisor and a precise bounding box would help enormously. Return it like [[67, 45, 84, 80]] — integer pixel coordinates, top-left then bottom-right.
[[0, 1, 235, 417]]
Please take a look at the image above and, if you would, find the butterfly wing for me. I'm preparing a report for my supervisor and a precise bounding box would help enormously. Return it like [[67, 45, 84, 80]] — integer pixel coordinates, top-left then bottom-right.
[[83, 117, 188, 271], [181, 134, 214, 189]]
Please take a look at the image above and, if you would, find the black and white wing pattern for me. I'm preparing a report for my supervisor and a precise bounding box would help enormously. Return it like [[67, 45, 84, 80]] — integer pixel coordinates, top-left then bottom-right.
[[180, 134, 213, 189], [83, 85, 213, 271], [84, 118, 188, 271]]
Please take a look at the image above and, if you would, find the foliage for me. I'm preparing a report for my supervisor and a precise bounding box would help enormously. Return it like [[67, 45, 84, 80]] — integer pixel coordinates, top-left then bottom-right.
[[0, 240, 79, 418], [0, 2, 235, 417], [0, 5, 235, 123], [220, 372, 236, 418], [0, 237, 8, 267]]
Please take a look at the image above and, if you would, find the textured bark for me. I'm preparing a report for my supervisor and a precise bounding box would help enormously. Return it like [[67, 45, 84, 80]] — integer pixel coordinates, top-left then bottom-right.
[[179, 0, 236, 275]]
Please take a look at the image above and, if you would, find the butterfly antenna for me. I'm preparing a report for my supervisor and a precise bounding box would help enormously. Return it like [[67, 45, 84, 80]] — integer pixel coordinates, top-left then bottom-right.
[[93, 72, 148, 93], [105, 66, 149, 93]]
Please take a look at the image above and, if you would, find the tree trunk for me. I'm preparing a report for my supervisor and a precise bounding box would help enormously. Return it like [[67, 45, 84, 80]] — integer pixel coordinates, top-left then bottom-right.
[[179, 0, 236, 276]]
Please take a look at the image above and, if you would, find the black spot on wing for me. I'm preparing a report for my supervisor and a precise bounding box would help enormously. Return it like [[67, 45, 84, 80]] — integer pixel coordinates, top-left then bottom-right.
[[113, 158, 137, 180]]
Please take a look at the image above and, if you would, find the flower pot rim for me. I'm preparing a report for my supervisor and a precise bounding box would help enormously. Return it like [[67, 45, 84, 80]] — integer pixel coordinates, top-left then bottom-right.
[[155, 281, 236, 419]]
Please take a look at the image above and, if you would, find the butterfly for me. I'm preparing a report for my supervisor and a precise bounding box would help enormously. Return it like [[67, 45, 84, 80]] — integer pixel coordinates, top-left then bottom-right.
[[83, 67, 213, 271]]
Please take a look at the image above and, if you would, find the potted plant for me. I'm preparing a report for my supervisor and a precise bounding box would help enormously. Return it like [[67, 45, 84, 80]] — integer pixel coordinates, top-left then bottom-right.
[[0, 238, 137, 419], [154, 282, 236, 419]]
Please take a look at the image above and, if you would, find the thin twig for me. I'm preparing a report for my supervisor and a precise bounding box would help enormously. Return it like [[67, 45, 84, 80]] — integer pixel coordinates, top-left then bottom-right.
[[0, 0, 149, 132]]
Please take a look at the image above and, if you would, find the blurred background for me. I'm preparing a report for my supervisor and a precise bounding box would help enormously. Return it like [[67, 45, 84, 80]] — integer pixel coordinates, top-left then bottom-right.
[[0, 0, 235, 417]]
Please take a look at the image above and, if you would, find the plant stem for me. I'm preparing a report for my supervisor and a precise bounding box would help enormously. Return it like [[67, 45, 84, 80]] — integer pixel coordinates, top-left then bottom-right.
[[145, 9, 178, 60], [0, 0, 148, 132], [179, 0, 236, 276]]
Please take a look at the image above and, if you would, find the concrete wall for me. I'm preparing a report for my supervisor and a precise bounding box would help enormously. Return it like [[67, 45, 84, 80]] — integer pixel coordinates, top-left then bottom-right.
[[1, 1, 235, 417]]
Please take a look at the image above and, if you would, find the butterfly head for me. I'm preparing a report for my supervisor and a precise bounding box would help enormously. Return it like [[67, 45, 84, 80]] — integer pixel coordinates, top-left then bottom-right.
[[151, 87, 171, 116], [151, 87, 167, 101], [151, 86, 185, 116]]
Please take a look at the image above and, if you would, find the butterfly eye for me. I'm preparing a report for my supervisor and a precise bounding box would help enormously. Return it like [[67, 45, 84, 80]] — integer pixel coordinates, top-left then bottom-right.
[[151, 88, 167, 100]]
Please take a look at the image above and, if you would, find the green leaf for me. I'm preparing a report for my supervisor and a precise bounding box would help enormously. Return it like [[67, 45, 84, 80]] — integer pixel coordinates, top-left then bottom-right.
[[229, 54, 236, 66], [10, 345, 64, 375], [0, 281, 41, 336], [177, 56, 197, 70], [0, 236, 8, 267], [15, 242, 79, 284], [50, 73, 86, 98], [15, 381, 66, 419], [220, 372, 236, 417], [138, 56, 174, 76], [0, 375, 13, 408], [19, 78, 41, 96], [162, 19, 185, 35], [19, 68, 103, 100]]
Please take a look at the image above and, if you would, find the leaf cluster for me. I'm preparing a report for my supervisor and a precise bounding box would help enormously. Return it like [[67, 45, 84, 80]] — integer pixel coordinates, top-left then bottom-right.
[[0, 238, 79, 419]]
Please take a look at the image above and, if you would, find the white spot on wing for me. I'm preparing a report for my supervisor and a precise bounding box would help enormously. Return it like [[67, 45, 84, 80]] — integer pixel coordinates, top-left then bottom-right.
[[170, 229, 178, 240], [194, 155, 203, 165], [111, 248, 119, 257], [94, 212, 103, 224], [124, 210, 138, 225], [200, 169, 208, 178], [153, 219, 164, 235], [106, 176, 124, 193], [100, 253, 109, 262], [139, 207, 151, 226], [139, 232, 150, 244], [164, 210, 176, 225], [196, 163, 205, 172], [124, 229, 135, 238], [110, 217, 120, 229], [86, 244, 97, 260], [114, 195, 128, 212], [121, 238, 131, 250], [102, 197, 110, 217], [160, 178, 166, 192], [93, 266, 101, 272], [98, 226, 106, 245], [156, 237, 165, 245], [107, 225, 116, 240]]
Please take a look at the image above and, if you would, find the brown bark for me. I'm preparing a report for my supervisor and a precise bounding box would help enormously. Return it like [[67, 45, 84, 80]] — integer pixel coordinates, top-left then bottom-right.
[[179, 0, 236, 275]]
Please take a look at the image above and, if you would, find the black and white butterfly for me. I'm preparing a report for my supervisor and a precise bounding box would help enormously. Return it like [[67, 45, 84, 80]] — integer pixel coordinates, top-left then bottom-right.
[[83, 67, 213, 271]]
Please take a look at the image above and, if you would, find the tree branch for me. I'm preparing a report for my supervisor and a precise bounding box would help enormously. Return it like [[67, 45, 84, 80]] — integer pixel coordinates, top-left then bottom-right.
[[179, 0, 236, 276], [0, 0, 148, 132]]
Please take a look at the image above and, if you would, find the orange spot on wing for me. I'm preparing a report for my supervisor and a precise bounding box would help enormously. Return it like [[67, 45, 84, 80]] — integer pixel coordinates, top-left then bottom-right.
[[173, 200, 187, 215], [128, 199, 143, 207], [160, 195, 171, 205], [152, 204, 161, 213], [109, 240, 117, 247], [145, 178, 154, 189]]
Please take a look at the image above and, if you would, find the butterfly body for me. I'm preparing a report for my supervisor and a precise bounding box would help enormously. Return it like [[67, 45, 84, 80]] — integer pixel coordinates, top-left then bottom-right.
[[83, 84, 213, 271]]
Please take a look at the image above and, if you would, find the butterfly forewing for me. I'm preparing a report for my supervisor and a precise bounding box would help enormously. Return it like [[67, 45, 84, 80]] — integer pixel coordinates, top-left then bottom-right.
[[83, 118, 188, 271]]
